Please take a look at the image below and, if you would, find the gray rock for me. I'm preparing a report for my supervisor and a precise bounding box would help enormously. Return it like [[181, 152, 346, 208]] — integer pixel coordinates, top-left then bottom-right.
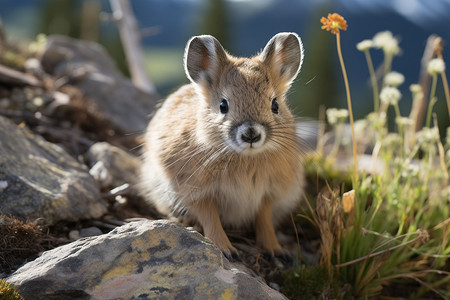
[[40, 35, 157, 135], [0, 116, 107, 224], [68, 230, 80, 240], [87, 142, 141, 189], [7, 219, 287, 300], [79, 226, 103, 238]]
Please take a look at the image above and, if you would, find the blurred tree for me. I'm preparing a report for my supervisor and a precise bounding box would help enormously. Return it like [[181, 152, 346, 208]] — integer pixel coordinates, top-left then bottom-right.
[[201, 0, 229, 50], [39, 0, 81, 38], [38, 0, 129, 77], [291, 5, 338, 119], [81, 0, 101, 42]]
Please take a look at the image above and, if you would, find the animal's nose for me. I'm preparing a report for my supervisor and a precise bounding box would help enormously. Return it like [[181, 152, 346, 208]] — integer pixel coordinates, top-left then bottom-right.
[[241, 127, 261, 144]]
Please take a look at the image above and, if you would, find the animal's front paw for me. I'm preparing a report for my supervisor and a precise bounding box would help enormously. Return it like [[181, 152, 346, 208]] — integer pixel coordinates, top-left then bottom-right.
[[262, 247, 293, 265], [221, 245, 241, 262]]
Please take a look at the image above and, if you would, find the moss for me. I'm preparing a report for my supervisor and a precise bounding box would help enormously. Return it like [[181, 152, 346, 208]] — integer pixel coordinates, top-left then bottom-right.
[[2, 51, 26, 69], [0, 215, 43, 275], [0, 279, 24, 300], [283, 265, 345, 300]]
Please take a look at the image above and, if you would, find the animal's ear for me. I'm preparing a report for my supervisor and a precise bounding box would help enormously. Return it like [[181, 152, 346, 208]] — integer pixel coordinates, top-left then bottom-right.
[[184, 35, 228, 85], [261, 32, 303, 86]]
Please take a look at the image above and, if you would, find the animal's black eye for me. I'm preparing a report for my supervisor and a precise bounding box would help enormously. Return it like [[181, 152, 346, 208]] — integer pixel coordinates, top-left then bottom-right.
[[220, 99, 229, 114], [271, 98, 279, 114]]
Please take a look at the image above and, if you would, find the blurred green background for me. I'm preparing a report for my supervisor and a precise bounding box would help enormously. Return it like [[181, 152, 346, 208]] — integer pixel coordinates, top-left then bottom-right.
[[1, 0, 449, 129]]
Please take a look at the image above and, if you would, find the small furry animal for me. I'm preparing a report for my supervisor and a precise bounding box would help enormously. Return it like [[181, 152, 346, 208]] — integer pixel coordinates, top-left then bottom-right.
[[141, 32, 305, 259]]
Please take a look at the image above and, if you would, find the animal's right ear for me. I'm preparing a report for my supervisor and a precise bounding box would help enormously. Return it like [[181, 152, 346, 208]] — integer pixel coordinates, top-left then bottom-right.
[[184, 35, 227, 85]]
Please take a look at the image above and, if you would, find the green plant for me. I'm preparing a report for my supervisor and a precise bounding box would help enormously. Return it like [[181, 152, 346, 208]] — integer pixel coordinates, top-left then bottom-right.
[[0, 279, 24, 300], [287, 14, 450, 299]]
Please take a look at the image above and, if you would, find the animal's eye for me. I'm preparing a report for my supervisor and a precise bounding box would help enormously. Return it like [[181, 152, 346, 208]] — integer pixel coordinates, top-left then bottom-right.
[[271, 98, 279, 114], [220, 99, 229, 114]]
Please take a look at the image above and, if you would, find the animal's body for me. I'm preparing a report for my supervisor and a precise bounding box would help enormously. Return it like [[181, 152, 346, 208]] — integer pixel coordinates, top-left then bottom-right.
[[141, 32, 305, 258]]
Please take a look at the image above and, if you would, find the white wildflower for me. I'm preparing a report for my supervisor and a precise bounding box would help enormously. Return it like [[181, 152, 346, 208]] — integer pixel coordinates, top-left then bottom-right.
[[384, 133, 402, 148], [401, 162, 420, 178], [356, 40, 373, 51], [367, 112, 386, 128], [373, 31, 400, 55], [384, 71, 405, 87], [326, 108, 349, 125], [395, 117, 414, 127], [380, 87, 402, 106], [427, 58, 445, 75], [409, 84, 424, 103], [416, 127, 439, 145], [354, 119, 367, 136], [409, 84, 422, 94]]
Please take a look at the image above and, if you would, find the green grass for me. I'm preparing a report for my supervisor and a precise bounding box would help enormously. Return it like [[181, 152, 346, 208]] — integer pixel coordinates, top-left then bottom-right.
[[0, 279, 24, 300], [285, 25, 450, 299]]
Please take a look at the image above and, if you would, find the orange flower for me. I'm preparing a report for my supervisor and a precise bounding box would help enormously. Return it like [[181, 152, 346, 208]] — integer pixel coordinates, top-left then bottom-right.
[[320, 13, 348, 34]]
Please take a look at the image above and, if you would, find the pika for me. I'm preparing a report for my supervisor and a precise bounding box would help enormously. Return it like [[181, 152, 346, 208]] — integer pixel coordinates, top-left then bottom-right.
[[141, 32, 305, 259]]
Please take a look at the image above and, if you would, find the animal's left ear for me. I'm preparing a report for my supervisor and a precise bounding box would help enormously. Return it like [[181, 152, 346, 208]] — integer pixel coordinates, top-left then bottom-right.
[[261, 32, 303, 86]]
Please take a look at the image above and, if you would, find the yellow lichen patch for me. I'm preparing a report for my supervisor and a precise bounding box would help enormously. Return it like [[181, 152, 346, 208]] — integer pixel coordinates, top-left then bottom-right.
[[219, 288, 235, 300], [130, 237, 151, 260], [100, 253, 137, 281]]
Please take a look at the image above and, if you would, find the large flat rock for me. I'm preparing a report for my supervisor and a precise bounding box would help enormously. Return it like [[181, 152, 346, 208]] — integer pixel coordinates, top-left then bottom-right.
[[7, 219, 287, 300]]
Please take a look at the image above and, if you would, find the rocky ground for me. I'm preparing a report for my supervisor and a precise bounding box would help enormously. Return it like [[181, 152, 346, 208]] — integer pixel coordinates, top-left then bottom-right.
[[0, 34, 321, 299]]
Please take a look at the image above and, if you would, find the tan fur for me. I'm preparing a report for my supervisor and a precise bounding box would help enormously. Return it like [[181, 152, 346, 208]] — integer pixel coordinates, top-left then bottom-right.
[[140, 33, 305, 257]]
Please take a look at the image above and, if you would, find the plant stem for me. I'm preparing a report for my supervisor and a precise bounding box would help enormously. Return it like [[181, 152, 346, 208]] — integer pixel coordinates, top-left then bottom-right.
[[330, 124, 343, 157], [440, 70, 450, 119], [383, 52, 393, 80], [364, 49, 379, 112], [436, 52, 450, 119], [393, 103, 401, 119], [336, 32, 357, 182], [425, 73, 438, 128]]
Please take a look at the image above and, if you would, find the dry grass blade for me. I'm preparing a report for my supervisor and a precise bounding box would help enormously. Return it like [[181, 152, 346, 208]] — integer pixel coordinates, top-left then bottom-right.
[[335, 230, 430, 268]]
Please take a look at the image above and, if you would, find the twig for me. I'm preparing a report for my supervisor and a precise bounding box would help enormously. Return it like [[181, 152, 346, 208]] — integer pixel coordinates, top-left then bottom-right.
[[410, 35, 438, 131], [109, 0, 157, 95], [0, 64, 41, 87]]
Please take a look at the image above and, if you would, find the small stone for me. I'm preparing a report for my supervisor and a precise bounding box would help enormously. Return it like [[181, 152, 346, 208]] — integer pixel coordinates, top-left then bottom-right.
[[24, 58, 42, 72], [79, 227, 102, 238], [0, 98, 10, 108], [89, 160, 112, 187], [68, 230, 80, 240], [269, 282, 281, 291], [87, 142, 140, 189]]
